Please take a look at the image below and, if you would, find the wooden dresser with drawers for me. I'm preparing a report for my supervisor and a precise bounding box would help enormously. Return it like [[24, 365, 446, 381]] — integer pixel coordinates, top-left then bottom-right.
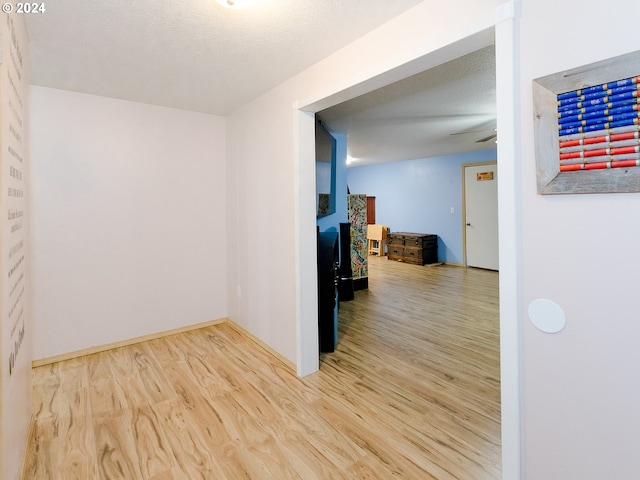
[[387, 232, 438, 266]]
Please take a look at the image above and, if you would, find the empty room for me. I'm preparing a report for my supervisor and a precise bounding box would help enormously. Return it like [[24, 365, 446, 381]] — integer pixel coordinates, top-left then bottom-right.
[[1, 1, 639, 479]]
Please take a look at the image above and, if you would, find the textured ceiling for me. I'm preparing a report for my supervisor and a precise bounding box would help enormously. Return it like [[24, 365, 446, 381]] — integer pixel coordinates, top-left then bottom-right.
[[25, 1, 496, 166], [318, 46, 497, 166], [25, 0, 425, 115]]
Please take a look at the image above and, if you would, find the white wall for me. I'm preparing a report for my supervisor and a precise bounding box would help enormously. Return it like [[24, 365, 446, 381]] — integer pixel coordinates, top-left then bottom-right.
[[518, 0, 640, 478], [30, 87, 227, 359], [226, 91, 302, 364]]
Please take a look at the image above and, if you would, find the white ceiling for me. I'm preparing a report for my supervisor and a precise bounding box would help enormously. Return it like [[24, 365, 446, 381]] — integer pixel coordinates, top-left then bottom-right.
[[25, 0, 496, 166], [318, 45, 497, 166], [25, 0, 425, 115]]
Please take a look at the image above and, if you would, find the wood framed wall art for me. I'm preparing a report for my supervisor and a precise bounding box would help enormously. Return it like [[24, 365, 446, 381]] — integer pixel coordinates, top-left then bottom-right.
[[533, 49, 640, 194]]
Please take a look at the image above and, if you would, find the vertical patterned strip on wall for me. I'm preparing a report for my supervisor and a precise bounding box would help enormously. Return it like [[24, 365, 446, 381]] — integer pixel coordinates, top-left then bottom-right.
[[347, 194, 367, 280], [1, 12, 30, 480]]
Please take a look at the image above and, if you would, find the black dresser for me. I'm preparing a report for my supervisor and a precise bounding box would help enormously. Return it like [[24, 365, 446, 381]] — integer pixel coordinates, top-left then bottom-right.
[[317, 231, 339, 352]]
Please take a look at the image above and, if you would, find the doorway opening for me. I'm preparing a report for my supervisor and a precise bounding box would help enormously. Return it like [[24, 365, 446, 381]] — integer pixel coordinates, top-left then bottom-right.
[[297, 10, 521, 477], [310, 45, 502, 477]]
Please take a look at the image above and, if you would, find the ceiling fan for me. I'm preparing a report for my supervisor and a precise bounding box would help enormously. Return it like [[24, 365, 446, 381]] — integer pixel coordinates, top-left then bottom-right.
[[475, 131, 498, 143], [450, 121, 497, 143]]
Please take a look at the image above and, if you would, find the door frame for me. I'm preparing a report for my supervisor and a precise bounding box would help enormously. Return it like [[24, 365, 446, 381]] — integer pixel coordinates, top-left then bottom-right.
[[462, 160, 498, 268], [294, 3, 521, 478]]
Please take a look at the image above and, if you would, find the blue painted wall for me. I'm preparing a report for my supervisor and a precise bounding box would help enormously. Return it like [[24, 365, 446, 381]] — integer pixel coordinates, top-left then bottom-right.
[[317, 133, 348, 235], [346, 149, 497, 265]]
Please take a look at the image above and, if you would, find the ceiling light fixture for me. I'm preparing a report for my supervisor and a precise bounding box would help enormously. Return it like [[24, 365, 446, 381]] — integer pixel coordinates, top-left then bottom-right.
[[216, 0, 251, 8]]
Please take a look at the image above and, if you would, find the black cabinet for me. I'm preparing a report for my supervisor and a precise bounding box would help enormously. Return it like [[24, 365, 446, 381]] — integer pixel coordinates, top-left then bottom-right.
[[317, 231, 339, 352]]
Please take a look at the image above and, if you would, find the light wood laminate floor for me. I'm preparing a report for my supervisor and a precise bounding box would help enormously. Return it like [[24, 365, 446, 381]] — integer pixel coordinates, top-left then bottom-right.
[[24, 257, 500, 479]]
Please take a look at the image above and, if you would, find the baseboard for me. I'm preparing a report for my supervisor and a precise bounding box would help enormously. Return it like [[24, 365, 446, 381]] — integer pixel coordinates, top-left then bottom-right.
[[225, 319, 296, 373], [31, 317, 298, 375], [31, 318, 228, 368], [444, 261, 464, 267]]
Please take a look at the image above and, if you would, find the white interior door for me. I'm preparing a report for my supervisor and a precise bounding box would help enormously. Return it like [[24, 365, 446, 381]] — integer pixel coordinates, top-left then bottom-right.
[[464, 163, 499, 270]]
